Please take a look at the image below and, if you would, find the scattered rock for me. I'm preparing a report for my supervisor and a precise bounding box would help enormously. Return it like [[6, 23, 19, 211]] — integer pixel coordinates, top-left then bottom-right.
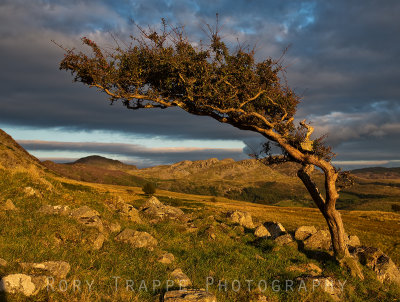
[[164, 289, 217, 301], [0, 274, 45, 296], [23, 187, 40, 198], [157, 252, 175, 264], [0, 258, 7, 267], [205, 226, 217, 240], [108, 222, 122, 233], [303, 230, 331, 251], [294, 226, 317, 241], [298, 276, 344, 301], [140, 196, 185, 221], [350, 246, 400, 285], [19, 261, 71, 279], [287, 263, 322, 276], [91, 232, 106, 250], [346, 235, 361, 247], [263, 222, 286, 238], [170, 268, 192, 288], [114, 229, 157, 250], [118, 203, 142, 223], [254, 225, 271, 238], [274, 234, 294, 246], [70, 206, 103, 232], [0, 199, 17, 211], [39, 204, 70, 215], [227, 210, 255, 229]]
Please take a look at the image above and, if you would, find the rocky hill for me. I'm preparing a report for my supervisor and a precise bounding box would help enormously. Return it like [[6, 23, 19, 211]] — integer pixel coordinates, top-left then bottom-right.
[[0, 129, 44, 172], [73, 155, 137, 171]]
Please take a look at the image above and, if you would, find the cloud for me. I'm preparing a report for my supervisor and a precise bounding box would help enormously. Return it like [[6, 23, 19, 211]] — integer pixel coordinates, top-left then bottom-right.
[[0, 0, 399, 167]]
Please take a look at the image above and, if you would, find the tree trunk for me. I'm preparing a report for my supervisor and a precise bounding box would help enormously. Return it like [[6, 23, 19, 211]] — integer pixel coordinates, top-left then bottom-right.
[[297, 165, 349, 259], [322, 207, 349, 259]]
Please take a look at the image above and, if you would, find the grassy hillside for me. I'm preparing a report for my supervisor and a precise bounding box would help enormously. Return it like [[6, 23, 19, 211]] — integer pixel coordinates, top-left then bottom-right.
[[0, 130, 399, 301]]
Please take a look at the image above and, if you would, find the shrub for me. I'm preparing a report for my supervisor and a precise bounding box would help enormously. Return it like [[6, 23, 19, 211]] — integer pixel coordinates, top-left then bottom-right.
[[391, 204, 400, 212], [142, 183, 156, 195]]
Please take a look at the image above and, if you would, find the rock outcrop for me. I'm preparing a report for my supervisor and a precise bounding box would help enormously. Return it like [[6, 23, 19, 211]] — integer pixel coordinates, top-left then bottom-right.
[[114, 229, 157, 250], [140, 196, 185, 221]]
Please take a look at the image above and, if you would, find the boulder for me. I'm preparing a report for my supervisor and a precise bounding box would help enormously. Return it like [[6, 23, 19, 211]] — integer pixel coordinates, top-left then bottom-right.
[[118, 203, 142, 223], [254, 225, 271, 238], [227, 210, 255, 229], [274, 234, 294, 246], [263, 222, 286, 238], [350, 246, 400, 286], [0, 199, 17, 211], [19, 261, 71, 279], [303, 230, 331, 251], [170, 268, 192, 288], [157, 252, 175, 264], [114, 229, 157, 250], [39, 204, 71, 216], [70, 206, 103, 231], [0, 258, 7, 267], [0, 274, 45, 296], [140, 196, 185, 221], [294, 226, 317, 241], [91, 232, 106, 250], [346, 235, 361, 247], [164, 289, 217, 301]]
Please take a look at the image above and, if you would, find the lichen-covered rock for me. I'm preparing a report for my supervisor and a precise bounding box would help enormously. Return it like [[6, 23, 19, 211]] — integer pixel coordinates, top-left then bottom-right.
[[114, 229, 157, 250], [140, 196, 185, 221], [118, 203, 142, 223], [0, 199, 17, 211], [164, 289, 217, 301], [91, 232, 106, 250], [70, 206, 103, 231], [254, 225, 271, 238], [19, 261, 71, 279], [263, 221, 286, 238], [294, 226, 317, 241], [303, 230, 331, 251], [274, 234, 294, 246], [0, 274, 40, 296], [346, 235, 361, 247], [350, 246, 400, 286], [39, 204, 71, 215], [157, 252, 175, 264], [227, 210, 255, 229], [170, 269, 192, 288]]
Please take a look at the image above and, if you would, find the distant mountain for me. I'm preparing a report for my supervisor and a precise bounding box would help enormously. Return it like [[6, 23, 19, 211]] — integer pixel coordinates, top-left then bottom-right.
[[351, 167, 400, 179], [0, 129, 45, 172], [72, 155, 137, 171]]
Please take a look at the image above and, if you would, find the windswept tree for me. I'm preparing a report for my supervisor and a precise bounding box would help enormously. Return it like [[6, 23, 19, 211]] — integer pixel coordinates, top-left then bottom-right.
[[58, 20, 361, 275]]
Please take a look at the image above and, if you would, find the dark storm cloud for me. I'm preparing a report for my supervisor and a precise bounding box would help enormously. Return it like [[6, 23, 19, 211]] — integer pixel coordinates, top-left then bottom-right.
[[0, 0, 400, 166]]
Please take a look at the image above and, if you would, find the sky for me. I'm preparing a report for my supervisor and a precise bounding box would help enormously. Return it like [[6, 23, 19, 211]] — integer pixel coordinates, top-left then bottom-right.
[[0, 0, 399, 169]]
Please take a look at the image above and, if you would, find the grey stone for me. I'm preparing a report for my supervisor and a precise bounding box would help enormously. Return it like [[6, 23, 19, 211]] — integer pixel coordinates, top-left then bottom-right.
[[118, 203, 142, 223], [19, 261, 71, 279], [303, 230, 332, 251], [114, 229, 157, 250], [274, 234, 294, 246], [170, 268, 192, 288], [39, 204, 71, 215], [140, 196, 185, 221], [254, 225, 271, 238], [157, 252, 175, 264], [70, 206, 103, 231], [263, 221, 286, 238], [294, 226, 317, 241], [346, 235, 361, 247], [227, 210, 255, 229], [164, 289, 217, 301], [0, 274, 42, 296], [91, 233, 106, 250]]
